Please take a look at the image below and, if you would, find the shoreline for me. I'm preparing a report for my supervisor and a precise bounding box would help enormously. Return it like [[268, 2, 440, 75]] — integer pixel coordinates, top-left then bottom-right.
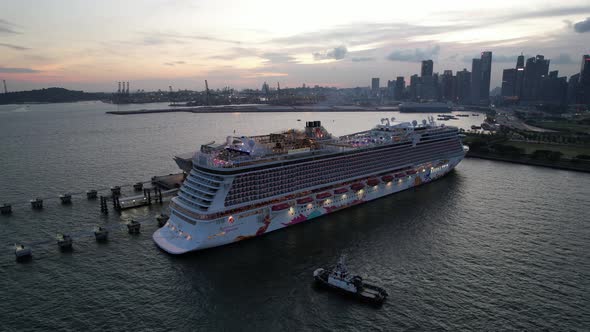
[[105, 105, 401, 115], [466, 151, 590, 173]]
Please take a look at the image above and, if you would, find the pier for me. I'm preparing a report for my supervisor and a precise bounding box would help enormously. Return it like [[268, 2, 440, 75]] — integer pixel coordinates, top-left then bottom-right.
[[12, 214, 167, 262], [1, 172, 184, 216]]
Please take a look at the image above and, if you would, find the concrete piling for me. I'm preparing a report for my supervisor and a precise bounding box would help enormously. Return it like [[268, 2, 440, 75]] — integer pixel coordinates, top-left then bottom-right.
[[59, 194, 72, 205], [1, 204, 11, 215], [133, 182, 143, 191], [110, 186, 121, 197], [86, 190, 98, 200], [30, 198, 43, 210]]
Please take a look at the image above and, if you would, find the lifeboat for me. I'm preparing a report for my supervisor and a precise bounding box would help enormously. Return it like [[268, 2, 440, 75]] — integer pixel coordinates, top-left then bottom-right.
[[394, 173, 405, 179], [367, 178, 380, 186], [334, 188, 348, 194], [271, 203, 290, 211], [350, 183, 365, 191], [316, 192, 332, 200], [406, 169, 417, 175], [382, 175, 394, 182], [296, 197, 313, 205]]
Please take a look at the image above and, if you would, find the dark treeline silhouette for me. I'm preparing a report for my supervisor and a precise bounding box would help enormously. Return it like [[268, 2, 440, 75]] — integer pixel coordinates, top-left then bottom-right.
[[0, 87, 108, 104]]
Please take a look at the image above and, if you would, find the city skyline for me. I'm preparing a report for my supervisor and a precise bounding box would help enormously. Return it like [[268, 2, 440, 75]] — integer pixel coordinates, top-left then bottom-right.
[[1, 1, 590, 92]]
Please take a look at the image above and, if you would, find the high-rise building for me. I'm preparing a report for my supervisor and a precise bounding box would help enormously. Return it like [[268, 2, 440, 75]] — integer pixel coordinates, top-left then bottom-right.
[[421, 75, 437, 100], [515, 54, 525, 99], [441, 70, 455, 101], [471, 58, 481, 104], [394, 76, 405, 100], [580, 55, 590, 104], [387, 80, 395, 98], [421, 60, 433, 77], [501, 68, 517, 97], [516, 54, 525, 69], [371, 78, 380, 94], [456, 69, 471, 104], [540, 71, 567, 105], [522, 55, 550, 101], [480, 51, 492, 103], [568, 73, 581, 104], [410, 74, 420, 100]]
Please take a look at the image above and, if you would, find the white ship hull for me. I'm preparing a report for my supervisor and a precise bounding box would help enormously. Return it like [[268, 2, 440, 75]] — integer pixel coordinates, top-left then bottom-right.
[[153, 155, 463, 254]]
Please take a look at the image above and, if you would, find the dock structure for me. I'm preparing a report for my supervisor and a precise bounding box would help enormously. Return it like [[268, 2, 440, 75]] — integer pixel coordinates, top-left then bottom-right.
[[127, 220, 141, 234], [86, 190, 98, 200], [133, 182, 144, 191], [56, 233, 73, 250], [112, 195, 121, 212], [2, 172, 184, 215], [30, 198, 43, 210], [59, 194, 72, 205], [94, 226, 109, 242], [110, 186, 121, 197], [1, 204, 11, 215], [100, 196, 108, 214], [15, 244, 32, 262], [156, 213, 168, 227], [151, 173, 184, 190]]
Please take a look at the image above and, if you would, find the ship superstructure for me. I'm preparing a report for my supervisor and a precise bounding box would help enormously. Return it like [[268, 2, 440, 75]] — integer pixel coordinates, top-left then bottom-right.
[[154, 118, 468, 254]]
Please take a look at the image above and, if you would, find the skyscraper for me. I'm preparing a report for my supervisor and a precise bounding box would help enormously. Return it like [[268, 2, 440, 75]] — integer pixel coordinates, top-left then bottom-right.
[[387, 80, 395, 98], [580, 55, 590, 104], [371, 78, 380, 94], [410, 74, 420, 100], [421, 60, 433, 77], [516, 54, 525, 69], [456, 69, 471, 104], [501, 69, 517, 97], [441, 70, 455, 101], [480, 51, 492, 103], [471, 58, 481, 104], [522, 55, 550, 101], [515, 54, 525, 99], [394, 76, 405, 100]]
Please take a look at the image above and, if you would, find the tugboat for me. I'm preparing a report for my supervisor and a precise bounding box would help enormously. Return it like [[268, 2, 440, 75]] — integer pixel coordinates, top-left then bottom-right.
[[313, 256, 388, 305]]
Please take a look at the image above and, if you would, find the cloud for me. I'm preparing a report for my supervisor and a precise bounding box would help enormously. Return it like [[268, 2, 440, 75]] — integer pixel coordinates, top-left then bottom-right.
[[351, 57, 375, 62], [573, 17, 590, 33], [164, 61, 186, 66], [0, 67, 41, 73], [261, 52, 296, 63], [0, 42, 29, 50], [386, 45, 440, 62], [313, 46, 348, 60], [210, 47, 259, 60], [154, 32, 241, 45], [551, 53, 576, 64], [0, 19, 20, 34]]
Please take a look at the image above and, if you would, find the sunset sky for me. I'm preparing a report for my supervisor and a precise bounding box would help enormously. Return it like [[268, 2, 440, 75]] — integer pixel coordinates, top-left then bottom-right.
[[1, 0, 589, 92]]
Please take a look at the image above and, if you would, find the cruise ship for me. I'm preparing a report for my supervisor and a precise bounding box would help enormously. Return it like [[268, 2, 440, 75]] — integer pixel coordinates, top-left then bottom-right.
[[153, 118, 468, 254]]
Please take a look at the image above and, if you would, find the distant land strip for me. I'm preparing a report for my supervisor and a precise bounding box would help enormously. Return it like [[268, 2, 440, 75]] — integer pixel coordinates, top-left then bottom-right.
[[466, 151, 590, 173], [106, 106, 401, 115]]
